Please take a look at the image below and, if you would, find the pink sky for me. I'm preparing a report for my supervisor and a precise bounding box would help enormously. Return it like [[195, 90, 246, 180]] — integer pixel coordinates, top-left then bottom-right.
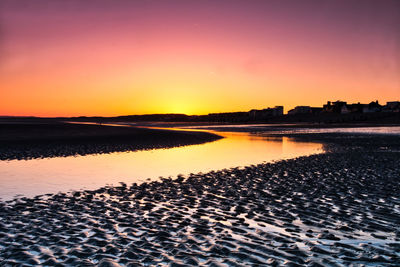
[[1, 0, 399, 116]]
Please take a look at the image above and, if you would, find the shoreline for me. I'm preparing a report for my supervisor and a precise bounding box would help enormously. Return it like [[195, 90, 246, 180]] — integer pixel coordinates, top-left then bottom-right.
[[1, 133, 399, 265], [0, 123, 222, 160], [170, 123, 400, 133]]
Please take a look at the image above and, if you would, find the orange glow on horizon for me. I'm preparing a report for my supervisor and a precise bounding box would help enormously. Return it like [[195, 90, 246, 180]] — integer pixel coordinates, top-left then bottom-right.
[[0, 0, 399, 117]]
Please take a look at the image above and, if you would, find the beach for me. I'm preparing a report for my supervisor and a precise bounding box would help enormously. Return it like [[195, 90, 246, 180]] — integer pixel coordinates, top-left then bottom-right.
[[1, 131, 399, 266], [0, 123, 222, 160], [2, 0, 400, 265]]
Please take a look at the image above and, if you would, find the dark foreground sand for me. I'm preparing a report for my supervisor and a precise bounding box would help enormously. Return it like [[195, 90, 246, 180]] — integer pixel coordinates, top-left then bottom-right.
[[0, 134, 399, 266], [0, 123, 222, 160]]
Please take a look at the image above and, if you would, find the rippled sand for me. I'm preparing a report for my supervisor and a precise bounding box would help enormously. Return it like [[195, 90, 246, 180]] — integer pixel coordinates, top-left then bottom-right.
[[0, 135, 399, 266]]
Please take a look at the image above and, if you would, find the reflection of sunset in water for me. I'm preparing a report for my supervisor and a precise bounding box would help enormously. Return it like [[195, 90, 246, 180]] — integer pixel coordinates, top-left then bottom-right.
[[0, 131, 322, 200]]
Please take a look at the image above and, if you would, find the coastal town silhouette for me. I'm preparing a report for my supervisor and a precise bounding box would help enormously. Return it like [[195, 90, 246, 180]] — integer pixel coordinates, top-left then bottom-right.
[[1, 0, 399, 265]]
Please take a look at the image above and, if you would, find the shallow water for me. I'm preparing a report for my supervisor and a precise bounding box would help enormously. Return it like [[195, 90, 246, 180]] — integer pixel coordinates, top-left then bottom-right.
[[184, 124, 400, 135], [0, 131, 322, 200], [274, 126, 400, 135]]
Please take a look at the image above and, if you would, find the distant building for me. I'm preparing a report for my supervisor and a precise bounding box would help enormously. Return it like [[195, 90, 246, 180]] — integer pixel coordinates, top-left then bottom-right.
[[273, 106, 284, 116], [386, 101, 400, 109], [362, 101, 382, 113], [288, 106, 312, 115], [310, 107, 323, 114], [249, 106, 283, 119], [323, 101, 349, 113], [347, 102, 365, 113], [384, 101, 400, 112], [288, 106, 323, 115], [341, 105, 350, 114], [322, 100, 394, 114]]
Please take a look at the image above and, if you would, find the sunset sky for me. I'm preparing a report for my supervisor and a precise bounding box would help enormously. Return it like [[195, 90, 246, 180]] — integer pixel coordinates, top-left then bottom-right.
[[1, 0, 399, 117]]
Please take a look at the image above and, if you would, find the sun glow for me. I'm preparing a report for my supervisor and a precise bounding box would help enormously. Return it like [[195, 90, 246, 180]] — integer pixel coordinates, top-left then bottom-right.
[[166, 102, 192, 115], [0, 0, 399, 117], [156, 91, 203, 115]]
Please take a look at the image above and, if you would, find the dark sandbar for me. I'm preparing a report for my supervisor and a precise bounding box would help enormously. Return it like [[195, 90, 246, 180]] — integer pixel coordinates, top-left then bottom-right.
[[0, 123, 222, 160]]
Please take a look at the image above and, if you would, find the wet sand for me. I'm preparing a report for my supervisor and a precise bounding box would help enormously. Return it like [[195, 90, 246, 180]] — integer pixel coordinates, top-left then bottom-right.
[[1, 134, 399, 266], [0, 123, 222, 160]]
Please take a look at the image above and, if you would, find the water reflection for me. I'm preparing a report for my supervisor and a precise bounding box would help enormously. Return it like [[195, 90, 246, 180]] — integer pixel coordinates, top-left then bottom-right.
[[0, 131, 322, 200], [273, 126, 400, 135]]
